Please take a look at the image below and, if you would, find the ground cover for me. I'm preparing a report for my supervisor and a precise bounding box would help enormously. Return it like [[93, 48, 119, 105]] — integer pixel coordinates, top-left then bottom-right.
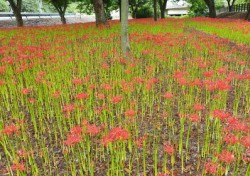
[[0, 18, 249, 176]]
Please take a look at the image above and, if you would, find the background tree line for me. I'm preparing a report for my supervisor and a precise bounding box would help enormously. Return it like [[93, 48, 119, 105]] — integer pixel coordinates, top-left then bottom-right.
[[1, 0, 249, 27]]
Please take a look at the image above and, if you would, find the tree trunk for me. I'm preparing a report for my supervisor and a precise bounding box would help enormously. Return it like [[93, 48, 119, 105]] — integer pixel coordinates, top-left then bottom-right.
[[60, 13, 66, 24], [119, 0, 121, 21], [204, 0, 216, 18], [246, 8, 250, 21], [121, 0, 130, 58], [153, 0, 157, 21], [8, 0, 23, 27], [93, 0, 107, 26], [158, 0, 167, 19], [227, 0, 236, 12]]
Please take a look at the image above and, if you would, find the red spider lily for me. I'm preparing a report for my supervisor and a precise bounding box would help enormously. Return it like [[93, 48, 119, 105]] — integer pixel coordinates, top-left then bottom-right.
[[213, 110, 231, 121], [101, 127, 130, 146], [217, 67, 227, 74], [63, 104, 75, 113], [96, 93, 105, 100], [64, 133, 82, 146], [223, 133, 238, 145], [110, 95, 122, 104], [11, 161, 27, 172], [103, 83, 113, 90], [241, 136, 250, 148], [72, 78, 82, 85], [189, 114, 201, 123], [85, 124, 101, 136], [0, 65, 7, 74], [0, 80, 5, 85], [132, 76, 144, 84], [189, 78, 202, 87], [101, 63, 109, 69], [75, 92, 89, 100], [227, 117, 249, 133], [162, 92, 174, 99], [217, 150, 234, 164], [204, 161, 218, 175], [21, 88, 31, 95], [163, 142, 175, 156], [28, 98, 35, 104], [16, 149, 30, 158], [70, 126, 83, 135], [52, 91, 60, 98], [215, 80, 231, 91], [2, 123, 19, 136], [124, 109, 136, 117], [203, 70, 215, 78], [38, 71, 46, 77], [134, 134, 147, 149], [89, 84, 96, 89], [193, 104, 205, 111]]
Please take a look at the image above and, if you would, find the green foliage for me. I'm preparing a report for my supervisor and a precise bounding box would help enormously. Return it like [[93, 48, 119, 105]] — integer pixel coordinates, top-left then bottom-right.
[[187, 0, 208, 17], [0, 0, 9, 12], [134, 5, 153, 18], [22, 0, 39, 12]]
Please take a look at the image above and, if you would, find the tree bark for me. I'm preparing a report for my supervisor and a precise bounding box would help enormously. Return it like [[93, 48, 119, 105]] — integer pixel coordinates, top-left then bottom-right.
[[7, 0, 23, 27], [158, 0, 167, 19], [153, 0, 157, 21], [121, 0, 130, 58], [204, 0, 216, 18], [51, 1, 68, 24], [227, 0, 236, 12], [93, 0, 107, 26]]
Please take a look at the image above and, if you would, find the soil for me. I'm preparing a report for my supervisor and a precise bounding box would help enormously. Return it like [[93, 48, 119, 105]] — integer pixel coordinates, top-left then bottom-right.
[[217, 12, 250, 20]]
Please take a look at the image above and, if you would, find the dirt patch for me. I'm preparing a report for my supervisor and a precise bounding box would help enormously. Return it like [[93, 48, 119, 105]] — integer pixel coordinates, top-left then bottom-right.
[[217, 12, 250, 20]]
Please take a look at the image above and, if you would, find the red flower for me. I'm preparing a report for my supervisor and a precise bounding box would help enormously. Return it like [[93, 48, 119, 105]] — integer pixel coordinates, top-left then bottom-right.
[[223, 133, 238, 145], [193, 103, 205, 111], [110, 95, 122, 104], [70, 126, 83, 135], [241, 136, 250, 148], [96, 93, 105, 99], [2, 123, 19, 136], [11, 161, 26, 172], [72, 78, 82, 85], [163, 142, 174, 156], [75, 92, 89, 100], [103, 83, 113, 90], [204, 161, 218, 175], [21, 88, 31, 95], [52, 91, 60, 98], [162, 92, 174, 99], [189, 114, 201, 123], [86, 124, 101, 136], [218, 150, 234, 164], [124, 109, 136, 117], [213, 110, 231, 121], [101, 127, 130, 145], [63, 104, 75, 113], [64, 133, 82, 146]]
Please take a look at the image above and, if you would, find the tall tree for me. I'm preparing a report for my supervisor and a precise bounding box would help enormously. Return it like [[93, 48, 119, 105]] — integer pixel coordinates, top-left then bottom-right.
[[153, 0, 157, 21], [121, 0, 130, 58], [7, 0, 23, 27], [226, 0, 237, 12], [158, 0, 167, 18], [47, 0, 69, 24], [204, 0, 216, 18], [93, 0, 107, 26]]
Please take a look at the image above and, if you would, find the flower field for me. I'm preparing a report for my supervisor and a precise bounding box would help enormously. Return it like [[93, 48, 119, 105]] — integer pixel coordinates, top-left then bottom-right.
[[0, 18, 249, 176]]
